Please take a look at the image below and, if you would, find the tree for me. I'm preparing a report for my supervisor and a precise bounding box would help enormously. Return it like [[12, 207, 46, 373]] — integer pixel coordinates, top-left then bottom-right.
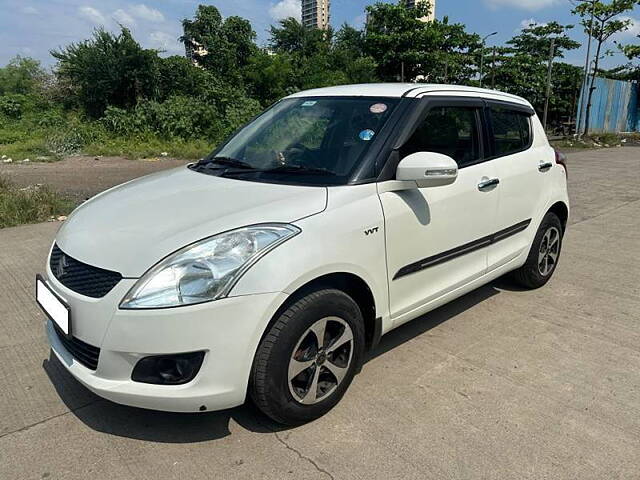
[[364, 3, 480, 83], [51, 28, 160, 117], [490, 22, 581, 126], [269, 17, 332, 58], [572, 0, 639, 134], [181, 5, 257, 80], [243, 50, 296, 106], [507, 22, 580, 60], [0, 56, 47, 96], [157, 56, 212, 100]]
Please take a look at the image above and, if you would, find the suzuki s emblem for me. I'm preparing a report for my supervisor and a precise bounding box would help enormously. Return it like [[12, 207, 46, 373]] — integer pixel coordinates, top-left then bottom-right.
[[364, 227, 379, 236], [56, 254, 69, 278]]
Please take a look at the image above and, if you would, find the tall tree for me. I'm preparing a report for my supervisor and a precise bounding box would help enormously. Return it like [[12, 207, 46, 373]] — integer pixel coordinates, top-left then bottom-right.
[[364, 3, 480, 83], [490, 22, 580, 126], [572, 0, 639, 134], [181, 5, 257, 80]]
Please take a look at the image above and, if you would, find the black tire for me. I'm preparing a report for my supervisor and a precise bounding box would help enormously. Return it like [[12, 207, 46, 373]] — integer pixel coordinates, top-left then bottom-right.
[[512, 212, 564, 289], [249, 289, 365, 425]]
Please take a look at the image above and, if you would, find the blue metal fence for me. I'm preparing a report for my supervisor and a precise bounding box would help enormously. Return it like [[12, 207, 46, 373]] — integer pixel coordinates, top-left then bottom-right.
[[576, 77, 639, 133]]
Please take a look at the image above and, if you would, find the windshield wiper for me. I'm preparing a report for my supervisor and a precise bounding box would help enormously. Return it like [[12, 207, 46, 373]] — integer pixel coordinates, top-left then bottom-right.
[[197, 156, 255, 170], [221, 164, 335, 177]]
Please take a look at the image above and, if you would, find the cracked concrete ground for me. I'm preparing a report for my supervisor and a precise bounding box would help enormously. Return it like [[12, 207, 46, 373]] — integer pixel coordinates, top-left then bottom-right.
[[1, 148, 639, 479]]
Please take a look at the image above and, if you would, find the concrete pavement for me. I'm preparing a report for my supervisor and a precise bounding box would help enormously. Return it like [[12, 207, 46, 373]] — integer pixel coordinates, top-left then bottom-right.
[[1, 147, 639, 479]]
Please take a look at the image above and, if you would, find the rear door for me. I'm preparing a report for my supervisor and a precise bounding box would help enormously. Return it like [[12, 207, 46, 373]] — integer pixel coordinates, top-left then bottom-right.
[[379, 98, 500, 324], [484, 102, 552, 270]]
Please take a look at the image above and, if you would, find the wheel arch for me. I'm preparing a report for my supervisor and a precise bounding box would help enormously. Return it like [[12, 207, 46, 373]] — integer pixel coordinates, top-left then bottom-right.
[[264, 272, 380, 353], [548, 201, 569, 232]]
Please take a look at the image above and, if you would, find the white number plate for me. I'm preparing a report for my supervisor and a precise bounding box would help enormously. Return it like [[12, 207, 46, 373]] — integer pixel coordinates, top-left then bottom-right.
[[36, 276, 71, 336]]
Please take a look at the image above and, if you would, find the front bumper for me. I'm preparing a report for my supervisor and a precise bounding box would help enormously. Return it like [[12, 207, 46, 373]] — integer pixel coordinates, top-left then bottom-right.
[[43, 273, 287, 413]]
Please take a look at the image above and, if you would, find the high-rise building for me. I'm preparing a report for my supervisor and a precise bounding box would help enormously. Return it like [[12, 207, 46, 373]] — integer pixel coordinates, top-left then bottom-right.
[[301, 0, 331, 30], [404, 0, 436, 22]]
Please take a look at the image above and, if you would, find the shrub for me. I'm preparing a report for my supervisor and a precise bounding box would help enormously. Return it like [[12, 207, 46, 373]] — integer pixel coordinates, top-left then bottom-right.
[[0, 174, 73, 228], [101, 93, 261, 142], [0, 94, 26, 118]]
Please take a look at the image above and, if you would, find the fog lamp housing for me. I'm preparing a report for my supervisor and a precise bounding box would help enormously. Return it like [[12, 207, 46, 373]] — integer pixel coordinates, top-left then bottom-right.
[[131, 351, 205, 385]]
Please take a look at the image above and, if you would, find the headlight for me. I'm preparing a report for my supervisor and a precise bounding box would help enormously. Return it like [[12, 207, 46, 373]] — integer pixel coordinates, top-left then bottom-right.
[[120, 224, 300, 309]]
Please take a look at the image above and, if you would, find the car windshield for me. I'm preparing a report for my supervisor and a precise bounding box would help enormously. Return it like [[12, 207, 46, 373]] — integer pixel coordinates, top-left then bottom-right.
[[196, 97, 399, 185]]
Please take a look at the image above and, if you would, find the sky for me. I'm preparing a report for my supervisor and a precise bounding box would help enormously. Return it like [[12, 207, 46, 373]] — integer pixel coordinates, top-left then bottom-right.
[[1, 0, 638, 69]]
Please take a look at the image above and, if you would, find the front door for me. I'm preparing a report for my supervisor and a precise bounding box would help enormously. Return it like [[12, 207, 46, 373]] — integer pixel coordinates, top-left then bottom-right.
[[379, 100, 500, 325]]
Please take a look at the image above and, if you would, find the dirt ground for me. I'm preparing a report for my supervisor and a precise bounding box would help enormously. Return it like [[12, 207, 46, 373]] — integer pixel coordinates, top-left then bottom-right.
[[0, 156, 190, 202]]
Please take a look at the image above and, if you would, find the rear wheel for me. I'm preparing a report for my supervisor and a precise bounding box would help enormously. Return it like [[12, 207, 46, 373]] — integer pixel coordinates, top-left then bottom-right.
[[249, 289, 365, 425], [512, 212, 563, 289]]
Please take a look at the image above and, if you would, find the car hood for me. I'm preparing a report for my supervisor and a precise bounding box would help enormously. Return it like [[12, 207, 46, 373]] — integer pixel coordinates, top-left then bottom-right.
[[55, 167, 328, 277]]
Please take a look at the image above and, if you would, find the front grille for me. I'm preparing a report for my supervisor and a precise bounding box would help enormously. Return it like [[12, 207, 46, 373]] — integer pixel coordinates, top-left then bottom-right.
[[53, 323, 100, 370], [49, 244, 122, 298]]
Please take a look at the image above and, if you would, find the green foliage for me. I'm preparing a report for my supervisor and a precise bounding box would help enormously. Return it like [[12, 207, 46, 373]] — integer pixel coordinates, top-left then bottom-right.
[[181, 5, 257, 80], [51, 28, 161, 118], [102, 92, 260, 141], [0, 56, 47, 96], [0, 174, 73, 228], [84, 136, 212, 160], [489, 22, 581, 127], [364, 4, 480, 83], [0, 94, 26, 118]]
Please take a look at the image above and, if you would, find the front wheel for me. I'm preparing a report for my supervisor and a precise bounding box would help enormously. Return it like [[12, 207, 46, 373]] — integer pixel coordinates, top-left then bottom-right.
[[249, 289, 365, 425], [512, 212, 563, 289]]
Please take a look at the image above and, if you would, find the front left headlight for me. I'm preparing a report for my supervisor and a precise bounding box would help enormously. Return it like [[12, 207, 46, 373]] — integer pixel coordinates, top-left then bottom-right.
[[120, 224, 300, 309]]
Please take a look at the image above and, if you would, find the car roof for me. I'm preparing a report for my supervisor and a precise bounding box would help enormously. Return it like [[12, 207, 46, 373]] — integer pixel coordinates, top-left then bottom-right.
[[285, 83, 531, 107]]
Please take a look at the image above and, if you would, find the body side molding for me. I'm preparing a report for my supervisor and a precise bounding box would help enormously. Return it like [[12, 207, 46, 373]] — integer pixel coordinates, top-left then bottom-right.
[[394, 219, 532, 280]]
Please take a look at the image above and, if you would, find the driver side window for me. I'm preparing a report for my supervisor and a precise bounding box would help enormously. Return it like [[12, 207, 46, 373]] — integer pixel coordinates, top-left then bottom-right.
[[400, 106, 481, 168]]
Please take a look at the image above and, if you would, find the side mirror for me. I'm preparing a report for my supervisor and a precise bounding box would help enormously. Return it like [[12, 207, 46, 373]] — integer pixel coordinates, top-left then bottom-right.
[[396, 152, 458, 188]]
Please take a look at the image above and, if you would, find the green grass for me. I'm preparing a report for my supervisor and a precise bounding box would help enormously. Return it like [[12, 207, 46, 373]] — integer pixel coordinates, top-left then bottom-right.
[[84, 135, 213, 160], [0, 174, 73, 228], [0, 133, 213, 162], [0, 137, 59, 162]]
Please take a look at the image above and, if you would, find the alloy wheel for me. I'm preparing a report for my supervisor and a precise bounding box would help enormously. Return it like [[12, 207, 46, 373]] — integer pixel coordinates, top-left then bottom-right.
[[288, 316, 354, 405], [538, 226, 560, 276]]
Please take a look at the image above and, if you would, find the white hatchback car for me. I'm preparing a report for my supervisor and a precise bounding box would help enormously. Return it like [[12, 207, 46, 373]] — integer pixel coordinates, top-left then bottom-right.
[[37, 84, 569, 424]]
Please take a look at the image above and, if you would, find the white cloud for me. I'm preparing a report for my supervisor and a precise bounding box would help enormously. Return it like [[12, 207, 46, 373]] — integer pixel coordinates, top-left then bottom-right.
[[149, 31, 182, 54], [485, 0, 559, 11], [519, 18, 548, 30], [113, 9, 136, 27], [130, 4, 165, 23], [22, 6, 39, 15], [617, 16, 640, 37], [610, 16, 640, 47], [78, 6, 106, 25], [269, 0, 301, 21]]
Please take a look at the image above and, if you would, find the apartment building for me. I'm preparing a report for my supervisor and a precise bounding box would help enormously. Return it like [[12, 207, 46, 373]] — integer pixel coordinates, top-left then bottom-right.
[[301, 0, 331, 30], [405, 0, 436, 22]]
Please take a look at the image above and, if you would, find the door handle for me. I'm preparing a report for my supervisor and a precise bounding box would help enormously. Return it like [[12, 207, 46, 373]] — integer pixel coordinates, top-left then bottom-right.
[[478, 178, 500, 191], [539, 162, 553, 172]]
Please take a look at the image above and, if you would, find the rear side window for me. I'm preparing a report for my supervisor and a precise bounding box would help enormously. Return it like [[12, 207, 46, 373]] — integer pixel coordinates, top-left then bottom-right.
[[490, 108, 532, 157], [400, 106, 481, 168]]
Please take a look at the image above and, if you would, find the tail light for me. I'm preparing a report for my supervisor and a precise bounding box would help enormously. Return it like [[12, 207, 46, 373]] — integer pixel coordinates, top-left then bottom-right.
[[555, 150, 568, 178]]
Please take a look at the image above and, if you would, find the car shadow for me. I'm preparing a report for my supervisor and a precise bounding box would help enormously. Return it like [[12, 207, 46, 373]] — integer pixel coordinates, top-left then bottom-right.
[[43, 280, 505, 443]]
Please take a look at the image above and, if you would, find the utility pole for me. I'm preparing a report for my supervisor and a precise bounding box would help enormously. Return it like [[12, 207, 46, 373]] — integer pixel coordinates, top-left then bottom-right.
[[401, 61, 405, 82], [543, 38, 556, 131], [577, 0, 595, 137], [479, 32, 498, 88]]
